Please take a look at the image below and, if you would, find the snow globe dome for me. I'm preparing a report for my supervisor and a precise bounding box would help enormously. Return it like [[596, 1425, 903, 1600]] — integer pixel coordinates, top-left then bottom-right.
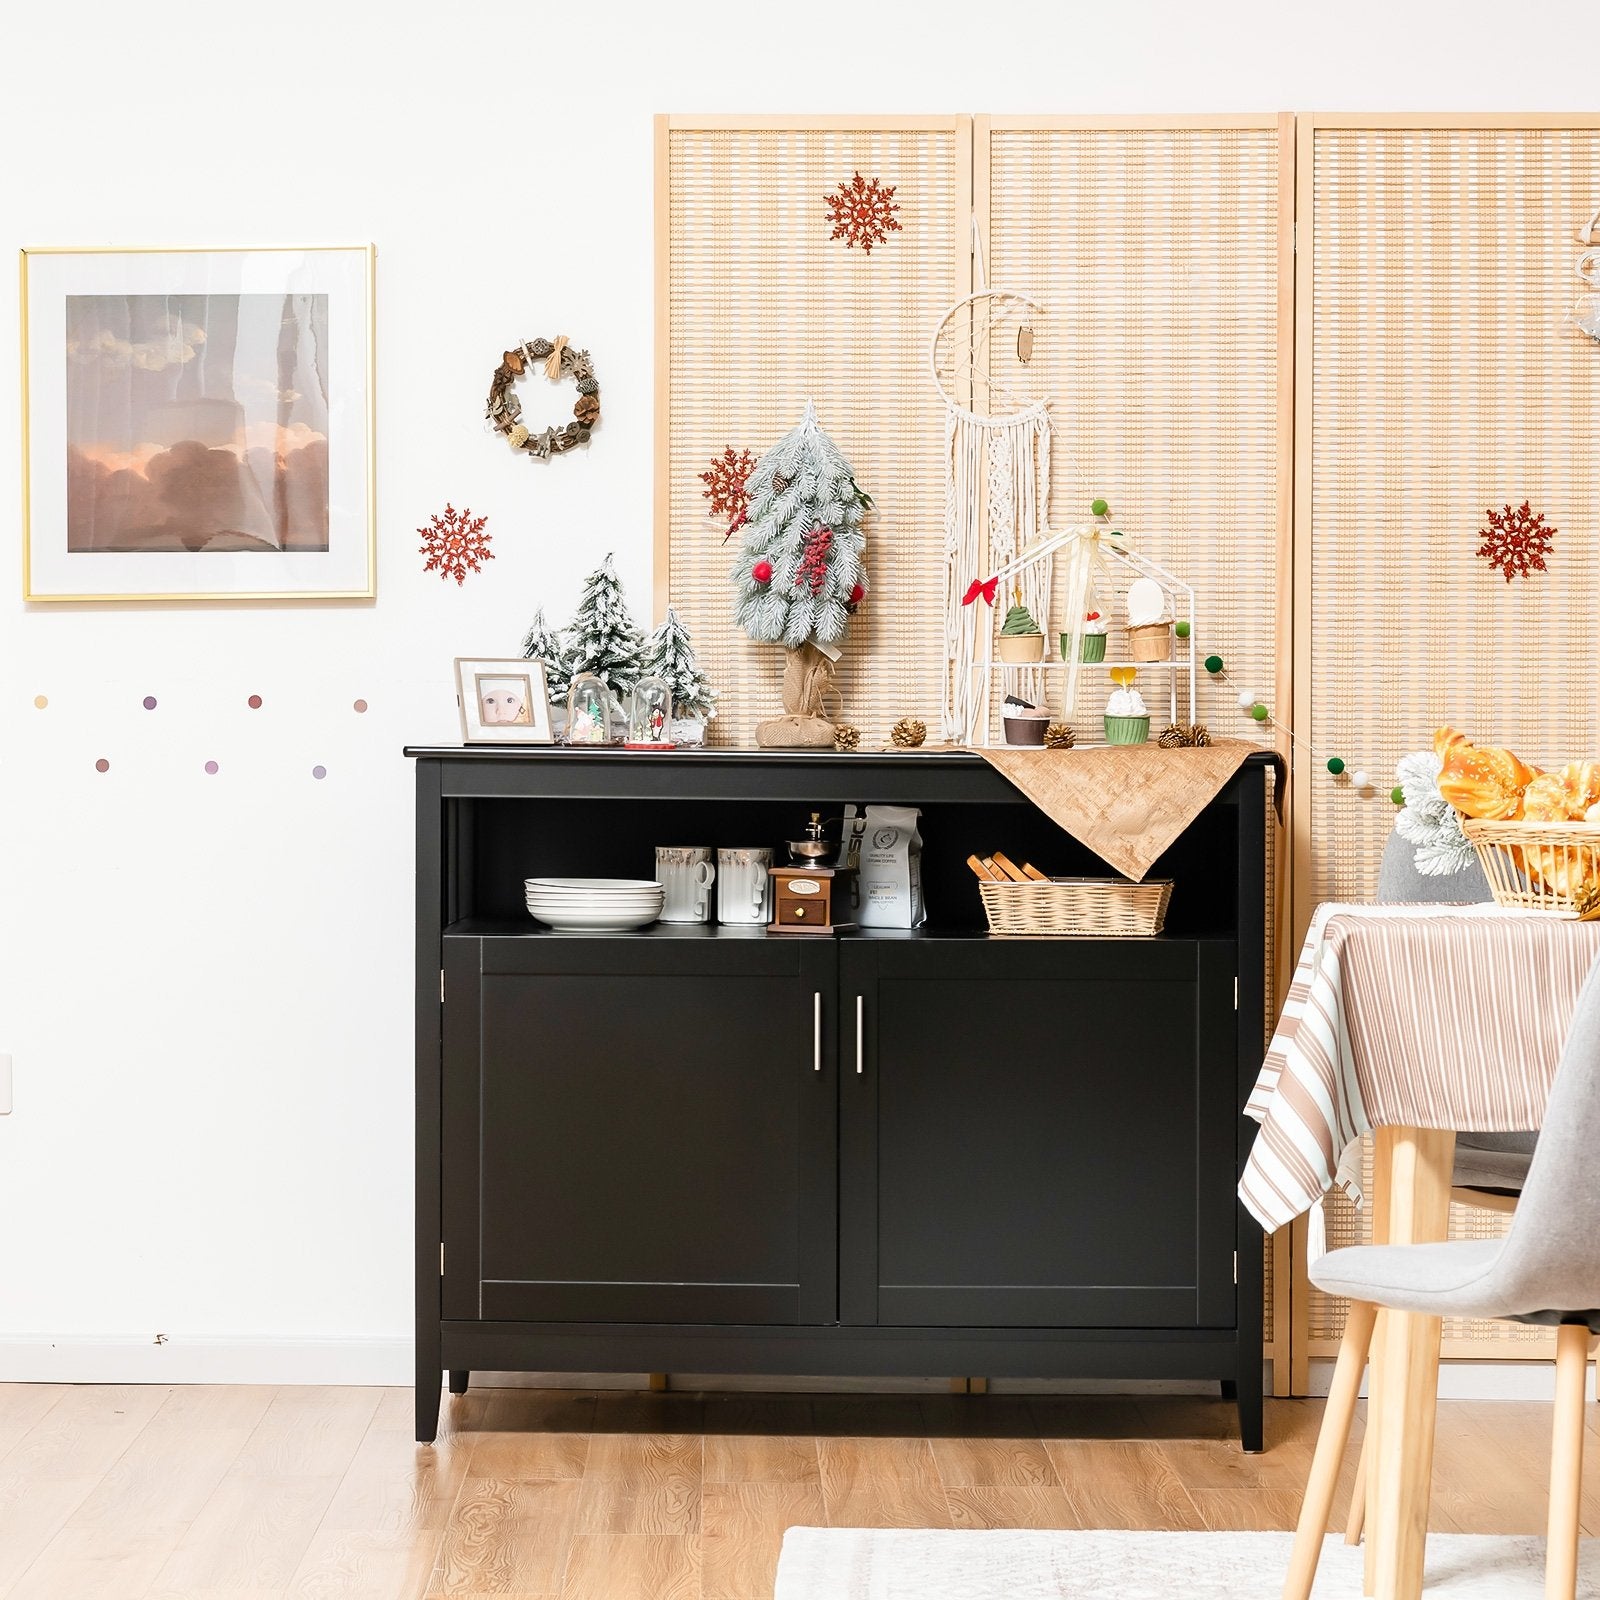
[[626, 674, 673, 748], [565, 674, 612, 745]]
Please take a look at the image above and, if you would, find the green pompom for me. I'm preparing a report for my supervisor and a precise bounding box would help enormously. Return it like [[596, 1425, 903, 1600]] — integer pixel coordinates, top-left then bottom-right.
[[1326, 757, 1345, 775], [1251, 703, 1270, 722], [1391, 786, 1405, 805], [1090, 497, 1109, 517], [1204, 654, 1224, 675], [1174, 620, 1191, 639]]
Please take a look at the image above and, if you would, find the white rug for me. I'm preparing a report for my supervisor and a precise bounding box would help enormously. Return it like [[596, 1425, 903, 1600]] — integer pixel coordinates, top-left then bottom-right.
[[775, 1528, 1600, 1599]]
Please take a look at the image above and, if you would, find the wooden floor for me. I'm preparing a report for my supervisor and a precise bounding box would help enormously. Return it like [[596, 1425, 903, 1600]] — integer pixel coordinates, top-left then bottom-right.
[[0, 1382, 1592, 1599]]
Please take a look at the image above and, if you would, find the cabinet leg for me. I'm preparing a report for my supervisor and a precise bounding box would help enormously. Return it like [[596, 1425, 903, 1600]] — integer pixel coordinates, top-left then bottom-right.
[[416, 1339, 442, 1444], [1220, 1378, 1238, 1401], [448, 1370, 470, 1395], [1235, 1368, 1264, 1453], [648, 1373, 668, 1392]]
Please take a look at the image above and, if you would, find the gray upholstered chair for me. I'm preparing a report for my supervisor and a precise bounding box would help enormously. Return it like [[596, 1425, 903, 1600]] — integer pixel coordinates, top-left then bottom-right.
[[1283, 953, 1600, 1600], [1376, 826, 1536, 1213]]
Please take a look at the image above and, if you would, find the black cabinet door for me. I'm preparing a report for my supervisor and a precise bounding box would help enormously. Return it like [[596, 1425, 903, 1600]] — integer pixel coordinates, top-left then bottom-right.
[[442, 934, 837, 1326], [838, 937, 1238, 1329]]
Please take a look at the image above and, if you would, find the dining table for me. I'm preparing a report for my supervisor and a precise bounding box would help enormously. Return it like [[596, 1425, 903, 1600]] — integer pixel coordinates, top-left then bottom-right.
[[1241, 902, 1600, 1600]]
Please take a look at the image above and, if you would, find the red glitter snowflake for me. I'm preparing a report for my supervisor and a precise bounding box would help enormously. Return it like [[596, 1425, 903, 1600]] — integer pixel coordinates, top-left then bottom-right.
[[700, 446, 756, 543], [795, 526, 834, 595], [824, 171, 902, 254], [419, 504, 493, 585], [1477, 499, 1554, 582]]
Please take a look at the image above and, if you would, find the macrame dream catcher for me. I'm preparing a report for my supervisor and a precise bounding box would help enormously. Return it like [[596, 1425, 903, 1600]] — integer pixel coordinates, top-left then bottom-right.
[[930, 287, 1053, 740]]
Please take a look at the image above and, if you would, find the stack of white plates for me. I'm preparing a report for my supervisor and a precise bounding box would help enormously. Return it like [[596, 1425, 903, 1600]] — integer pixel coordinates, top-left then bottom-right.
[[524, 877, 665, 932]]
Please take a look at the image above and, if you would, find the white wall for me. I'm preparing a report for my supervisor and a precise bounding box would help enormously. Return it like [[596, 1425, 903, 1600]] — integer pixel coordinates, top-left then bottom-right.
[[1, 0, 1594, 1382]]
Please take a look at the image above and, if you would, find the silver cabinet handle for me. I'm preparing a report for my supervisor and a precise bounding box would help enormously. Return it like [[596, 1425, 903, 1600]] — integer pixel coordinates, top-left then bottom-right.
[[855, 994, 864, 1075], [813, 991, 822, 1072]]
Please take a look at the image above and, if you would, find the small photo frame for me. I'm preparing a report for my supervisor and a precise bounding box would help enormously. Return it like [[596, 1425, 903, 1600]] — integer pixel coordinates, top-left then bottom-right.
[[455, 658, 553, 744]]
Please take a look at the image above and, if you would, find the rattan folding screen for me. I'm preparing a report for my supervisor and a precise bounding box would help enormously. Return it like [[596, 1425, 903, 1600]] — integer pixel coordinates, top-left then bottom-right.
[[975, 115, 1294, 1382], [655, 116, 971, 748], [1293, 115, 1600, 1378]]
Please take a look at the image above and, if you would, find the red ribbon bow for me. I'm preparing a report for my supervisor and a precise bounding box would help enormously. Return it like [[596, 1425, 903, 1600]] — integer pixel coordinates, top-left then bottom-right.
[[962, 576, 998, 607]]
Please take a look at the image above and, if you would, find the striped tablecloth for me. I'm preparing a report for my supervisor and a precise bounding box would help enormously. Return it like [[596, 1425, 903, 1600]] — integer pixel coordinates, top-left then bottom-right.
[[1239, 903, 1600, 1232]]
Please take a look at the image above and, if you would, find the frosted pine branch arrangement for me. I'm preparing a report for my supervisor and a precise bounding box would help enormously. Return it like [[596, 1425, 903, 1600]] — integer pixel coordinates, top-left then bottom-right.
[[521, 606, 576, 702], [643, 606, 718, 721], [566, 553, 644, 697], [730, 401, 870, 650]]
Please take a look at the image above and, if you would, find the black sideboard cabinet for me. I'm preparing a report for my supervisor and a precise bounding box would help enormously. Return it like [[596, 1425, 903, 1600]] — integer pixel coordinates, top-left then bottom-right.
[[409, 747, 1272, 1449]]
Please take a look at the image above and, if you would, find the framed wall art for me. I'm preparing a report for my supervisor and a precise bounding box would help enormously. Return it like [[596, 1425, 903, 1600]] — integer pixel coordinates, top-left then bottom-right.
[[21, 245, 375, 602], [455, 658, 554, 745]]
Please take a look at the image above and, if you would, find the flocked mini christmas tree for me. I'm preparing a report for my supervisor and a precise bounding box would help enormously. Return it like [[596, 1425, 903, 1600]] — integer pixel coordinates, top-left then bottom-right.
[[642, 606, 718, 722], [566, 553, 644, 698], [521, 606, 576, 702], [730, 401, 869, 746]]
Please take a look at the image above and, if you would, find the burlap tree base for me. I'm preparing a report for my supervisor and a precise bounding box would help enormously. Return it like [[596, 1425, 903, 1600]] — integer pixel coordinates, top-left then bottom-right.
[[755, 643, 836, 749]]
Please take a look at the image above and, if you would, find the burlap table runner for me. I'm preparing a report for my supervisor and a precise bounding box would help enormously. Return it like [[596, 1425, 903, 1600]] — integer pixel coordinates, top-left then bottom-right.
[[980, 739, 1278, 882]]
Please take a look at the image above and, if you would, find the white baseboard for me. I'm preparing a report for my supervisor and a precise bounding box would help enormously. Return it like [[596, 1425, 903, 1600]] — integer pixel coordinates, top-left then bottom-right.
[[0, 1335, 411, 1385], [0, 1342, 1580, 1401]]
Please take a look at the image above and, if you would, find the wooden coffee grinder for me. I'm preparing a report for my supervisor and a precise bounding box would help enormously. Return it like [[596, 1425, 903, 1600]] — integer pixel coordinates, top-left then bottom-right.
[[768, 812, 855, 934]]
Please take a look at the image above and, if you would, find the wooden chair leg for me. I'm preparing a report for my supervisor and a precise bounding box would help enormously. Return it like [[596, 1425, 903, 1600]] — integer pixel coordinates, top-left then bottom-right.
[[1346, 1423, 1369, 1544], [1284, 1300, 1379, 1600], [1545, 1323, 1590, 1600]]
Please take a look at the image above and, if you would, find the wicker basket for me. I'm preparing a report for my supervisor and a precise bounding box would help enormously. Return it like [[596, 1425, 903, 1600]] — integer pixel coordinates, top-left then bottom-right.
[[1127, 622, 1173, 662], [1462, 819, 1600, 916], [979, 876, 1174, 937]]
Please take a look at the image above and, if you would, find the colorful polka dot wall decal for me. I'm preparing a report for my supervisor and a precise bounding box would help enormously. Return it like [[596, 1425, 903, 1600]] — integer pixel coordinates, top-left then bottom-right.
[[204, 760, 219, 775], [247, 694, 262, 709], [142, 695, 157, 710], [95, 758, 109, 773], [353, 699, 368, 714], [312, 765, 327, 780], [33, 695, 47, 710]]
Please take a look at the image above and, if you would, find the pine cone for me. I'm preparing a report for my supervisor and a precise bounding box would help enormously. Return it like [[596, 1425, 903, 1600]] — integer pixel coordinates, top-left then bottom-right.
[[1044, 722, 1075, 749], [1158, 723, 1190, 749], [890, 716, 926, 748], [574, 393, 600, 425], [833, 723, 861, 752], [1188, 722, 1212, 747]]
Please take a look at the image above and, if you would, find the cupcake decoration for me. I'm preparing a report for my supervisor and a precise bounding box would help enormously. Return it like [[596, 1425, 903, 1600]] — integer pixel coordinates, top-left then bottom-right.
[[1125, 577, 1173, 662], [1074, 608, 1108, 663], [997, 590, 1045, 664], [1001, 692, 1051, 745], [1104, 666, 1150, 745]]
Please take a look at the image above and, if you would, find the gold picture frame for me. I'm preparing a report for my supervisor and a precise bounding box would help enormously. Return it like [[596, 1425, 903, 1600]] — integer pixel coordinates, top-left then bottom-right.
[[20, 244, 376, 603]]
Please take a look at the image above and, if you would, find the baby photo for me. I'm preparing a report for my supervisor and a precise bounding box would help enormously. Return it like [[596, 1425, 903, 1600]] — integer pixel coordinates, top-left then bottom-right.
[[476, 674, 533, 726]]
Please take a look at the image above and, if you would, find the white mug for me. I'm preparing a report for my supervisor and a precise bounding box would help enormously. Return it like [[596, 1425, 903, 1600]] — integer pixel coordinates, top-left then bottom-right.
[[656, 846, 716, 923], [717, 847, 774, 924]]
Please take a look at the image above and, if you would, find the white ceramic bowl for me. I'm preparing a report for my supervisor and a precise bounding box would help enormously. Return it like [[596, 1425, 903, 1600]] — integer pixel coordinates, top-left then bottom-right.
[[525, 891, 664, 908], [521, 883, 659, 896], [526, 904, 663, 931]]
